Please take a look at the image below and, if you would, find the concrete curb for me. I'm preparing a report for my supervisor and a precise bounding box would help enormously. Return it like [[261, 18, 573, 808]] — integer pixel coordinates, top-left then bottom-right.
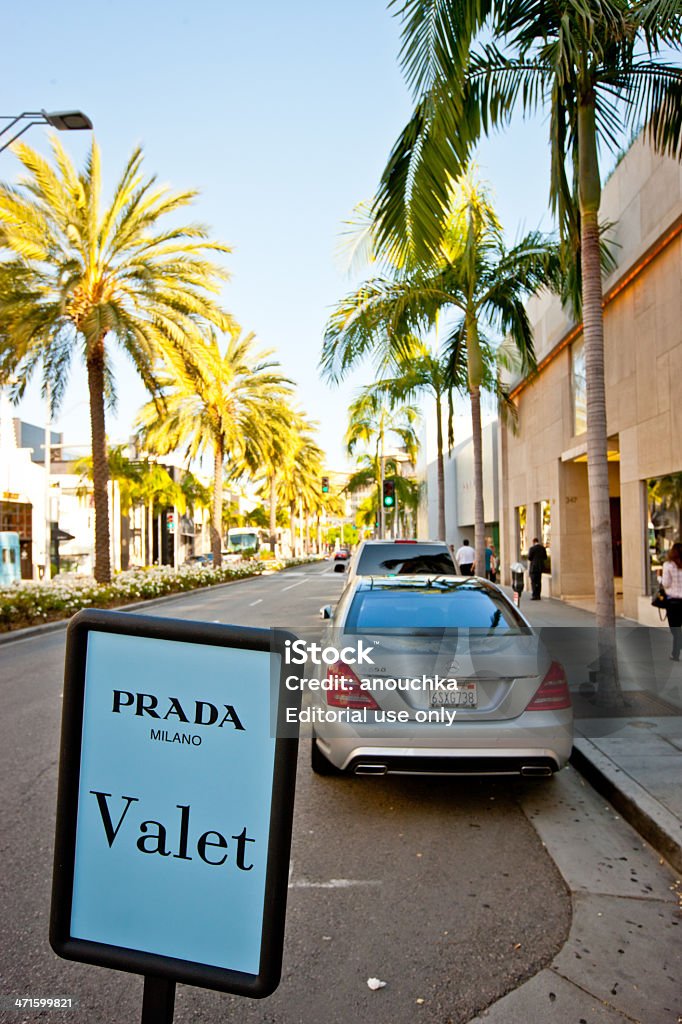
[[570, 736, 682, 873]]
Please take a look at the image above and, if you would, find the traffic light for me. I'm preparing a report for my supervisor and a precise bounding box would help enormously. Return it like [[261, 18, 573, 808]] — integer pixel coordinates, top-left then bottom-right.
[[166, 511, 175, 533], [321, 476, 329, 493], [382, 478, 396, 508]]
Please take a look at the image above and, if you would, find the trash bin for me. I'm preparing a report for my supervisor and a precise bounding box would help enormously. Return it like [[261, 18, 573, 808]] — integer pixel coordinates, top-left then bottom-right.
[[510, 562, 526, 605]]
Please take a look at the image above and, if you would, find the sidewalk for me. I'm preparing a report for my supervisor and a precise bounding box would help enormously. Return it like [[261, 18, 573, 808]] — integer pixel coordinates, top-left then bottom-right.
[[474, 589, 682, 1023], [510, 588, 682, 873], [471, 762, 681, 1024]]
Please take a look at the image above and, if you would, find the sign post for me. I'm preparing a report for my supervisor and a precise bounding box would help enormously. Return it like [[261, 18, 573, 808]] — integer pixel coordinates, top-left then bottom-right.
[[50, 609, 300, 1019]]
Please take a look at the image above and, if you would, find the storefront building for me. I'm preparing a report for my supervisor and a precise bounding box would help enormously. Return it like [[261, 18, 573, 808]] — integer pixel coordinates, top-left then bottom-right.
[[420, 389, 500, 553], [499, 134, 681, 624]]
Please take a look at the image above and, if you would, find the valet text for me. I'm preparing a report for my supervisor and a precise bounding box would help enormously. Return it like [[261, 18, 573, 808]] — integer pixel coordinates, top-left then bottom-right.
[[90, 793, 256, 870]]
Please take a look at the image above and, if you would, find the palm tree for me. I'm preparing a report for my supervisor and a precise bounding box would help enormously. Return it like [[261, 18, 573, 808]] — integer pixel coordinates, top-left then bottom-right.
[[373, 0, 682, 697], [363, 339, 452, 540], [0, 137, 233, 582], [74, 447, 185, 568], [177, 469, 212, 565], [345, 453, 421, 538], [254, 406, 303, 555], [74, 445, 143, 570], [343, 388, 421, 538], [313, 489, 347, 554], [276, 425, 325, 557], [135, 460, 186, 566], [135, 331, 293, 567], [324, 174, 559, 568]]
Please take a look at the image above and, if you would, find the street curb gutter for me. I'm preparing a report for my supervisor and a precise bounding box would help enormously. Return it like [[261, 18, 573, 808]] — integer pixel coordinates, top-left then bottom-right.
[[570, 737, 682, 873]]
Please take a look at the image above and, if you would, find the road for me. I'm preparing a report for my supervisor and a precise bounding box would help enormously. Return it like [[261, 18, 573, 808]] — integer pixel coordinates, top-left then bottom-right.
[[0, 562, 571, 1024]]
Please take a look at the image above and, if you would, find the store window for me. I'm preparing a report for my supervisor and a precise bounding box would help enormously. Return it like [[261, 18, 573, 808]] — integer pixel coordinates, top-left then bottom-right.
[[647, 474, 682, 592], [515, 505, 527, 560], [571, 338, 587, 436], [0, 500, 32, 537]]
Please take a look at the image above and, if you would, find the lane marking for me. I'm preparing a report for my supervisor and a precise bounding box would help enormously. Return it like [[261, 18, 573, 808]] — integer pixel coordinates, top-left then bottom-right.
[[288, 878, 382, 889], [249, 598, 263, 606], [287, 863, 380, 889], [282, 580, 306, 592]]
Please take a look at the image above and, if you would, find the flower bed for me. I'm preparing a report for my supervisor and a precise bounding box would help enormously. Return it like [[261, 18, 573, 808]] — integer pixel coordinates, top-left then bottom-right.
[[0, 556, 322, 632]]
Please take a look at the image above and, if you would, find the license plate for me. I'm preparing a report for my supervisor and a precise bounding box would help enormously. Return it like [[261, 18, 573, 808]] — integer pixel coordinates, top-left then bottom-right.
[[430, 682, 478, 708]]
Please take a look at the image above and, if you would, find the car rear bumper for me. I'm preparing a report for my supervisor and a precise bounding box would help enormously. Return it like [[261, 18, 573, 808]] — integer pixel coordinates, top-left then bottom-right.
[[312, 712, 573, 775]]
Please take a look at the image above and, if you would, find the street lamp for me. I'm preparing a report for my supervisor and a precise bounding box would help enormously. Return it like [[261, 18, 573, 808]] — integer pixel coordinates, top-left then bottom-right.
[[0, 109, 93, 154]]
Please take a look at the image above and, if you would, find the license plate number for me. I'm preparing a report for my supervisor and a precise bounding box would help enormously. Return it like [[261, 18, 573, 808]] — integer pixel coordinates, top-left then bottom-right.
[[430, 682, 478, 708]]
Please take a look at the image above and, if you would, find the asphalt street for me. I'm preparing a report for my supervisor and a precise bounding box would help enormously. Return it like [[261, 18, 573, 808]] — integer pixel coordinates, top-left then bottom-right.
[[0, 562, 572, 1024]]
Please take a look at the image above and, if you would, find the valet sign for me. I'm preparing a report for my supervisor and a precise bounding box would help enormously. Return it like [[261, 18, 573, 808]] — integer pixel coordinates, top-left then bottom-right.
[[50, 609, 300, 1006]]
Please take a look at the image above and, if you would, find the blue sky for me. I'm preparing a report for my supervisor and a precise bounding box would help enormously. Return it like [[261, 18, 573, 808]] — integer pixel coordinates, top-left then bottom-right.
[[4, 0, 557, 468]]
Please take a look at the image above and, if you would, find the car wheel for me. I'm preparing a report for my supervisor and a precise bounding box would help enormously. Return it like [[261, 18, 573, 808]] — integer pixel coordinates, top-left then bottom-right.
[[311, 736, 342, 776]]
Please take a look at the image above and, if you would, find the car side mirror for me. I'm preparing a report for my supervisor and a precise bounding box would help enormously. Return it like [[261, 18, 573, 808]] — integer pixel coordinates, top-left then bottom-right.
[[334, 562, 346, 573], [320, 605, 333, 620]]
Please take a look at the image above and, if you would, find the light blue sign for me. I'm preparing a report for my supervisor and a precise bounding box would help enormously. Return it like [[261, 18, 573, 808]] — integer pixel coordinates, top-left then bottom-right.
[[70, 630, 277, 975]]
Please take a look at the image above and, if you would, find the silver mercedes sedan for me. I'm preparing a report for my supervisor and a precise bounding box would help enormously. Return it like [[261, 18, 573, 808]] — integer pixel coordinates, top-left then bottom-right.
[[310, 575, 573, 777]]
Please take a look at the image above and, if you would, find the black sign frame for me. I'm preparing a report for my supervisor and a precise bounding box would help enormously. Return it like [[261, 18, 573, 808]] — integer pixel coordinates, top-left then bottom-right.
[[50, 608, 300, 999]]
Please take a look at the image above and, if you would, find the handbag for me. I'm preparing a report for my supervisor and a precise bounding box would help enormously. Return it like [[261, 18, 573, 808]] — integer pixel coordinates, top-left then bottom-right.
[[651, 585, 667, 620]]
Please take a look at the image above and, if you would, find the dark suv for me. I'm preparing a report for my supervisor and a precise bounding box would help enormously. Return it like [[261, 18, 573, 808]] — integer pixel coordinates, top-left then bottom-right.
[[335, 539, 456, 579]]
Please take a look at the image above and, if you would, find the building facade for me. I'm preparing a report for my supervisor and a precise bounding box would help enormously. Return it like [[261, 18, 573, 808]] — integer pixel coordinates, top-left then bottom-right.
[[0, 398, 213, 578], [499, 135, 682, 624], [419, 391, 499, 549]]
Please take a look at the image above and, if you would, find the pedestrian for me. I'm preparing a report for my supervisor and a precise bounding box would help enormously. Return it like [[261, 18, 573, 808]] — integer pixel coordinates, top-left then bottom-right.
[[456, 539, 475, 576], [527, 537, 547, 600], [662, 542, 682, 662], [485, 537, 497, 583]]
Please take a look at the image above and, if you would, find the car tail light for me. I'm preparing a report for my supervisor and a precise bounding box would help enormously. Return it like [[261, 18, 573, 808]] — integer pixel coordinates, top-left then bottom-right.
[[526, 661, 572, 711], [326, 661, 380, 710], [394, 539, 417, 543]]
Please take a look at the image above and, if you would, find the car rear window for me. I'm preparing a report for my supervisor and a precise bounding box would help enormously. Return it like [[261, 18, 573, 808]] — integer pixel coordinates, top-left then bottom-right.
[[355, 544, 456, 576], [345, 583, 526, 633]]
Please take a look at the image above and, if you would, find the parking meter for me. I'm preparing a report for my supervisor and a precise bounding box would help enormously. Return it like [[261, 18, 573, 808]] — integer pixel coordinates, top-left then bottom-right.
[[510, 562, 526, 606]]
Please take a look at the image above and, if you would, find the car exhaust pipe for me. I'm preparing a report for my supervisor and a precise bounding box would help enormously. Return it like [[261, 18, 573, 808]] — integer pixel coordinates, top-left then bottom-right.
[[354, 763, 388, 776], [520, 765, 553, 777]]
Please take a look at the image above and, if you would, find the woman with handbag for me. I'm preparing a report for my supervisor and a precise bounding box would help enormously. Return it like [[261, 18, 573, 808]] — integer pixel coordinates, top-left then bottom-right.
[[662, 543, 682, 662]]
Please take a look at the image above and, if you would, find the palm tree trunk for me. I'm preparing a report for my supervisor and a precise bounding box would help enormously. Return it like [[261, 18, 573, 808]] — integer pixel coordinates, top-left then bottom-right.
[[86, 345, 111, 583], [211, 438, 224, 567], [466, 315, 486, 575], [470, 385, 485, 576], [289, 502, 296, 557], [269, 474, 278, 553], [579, 97, 621, 705], [138, 503, 144, 566], [147, 501, 153, 564], [435, 390, 446, 541]]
